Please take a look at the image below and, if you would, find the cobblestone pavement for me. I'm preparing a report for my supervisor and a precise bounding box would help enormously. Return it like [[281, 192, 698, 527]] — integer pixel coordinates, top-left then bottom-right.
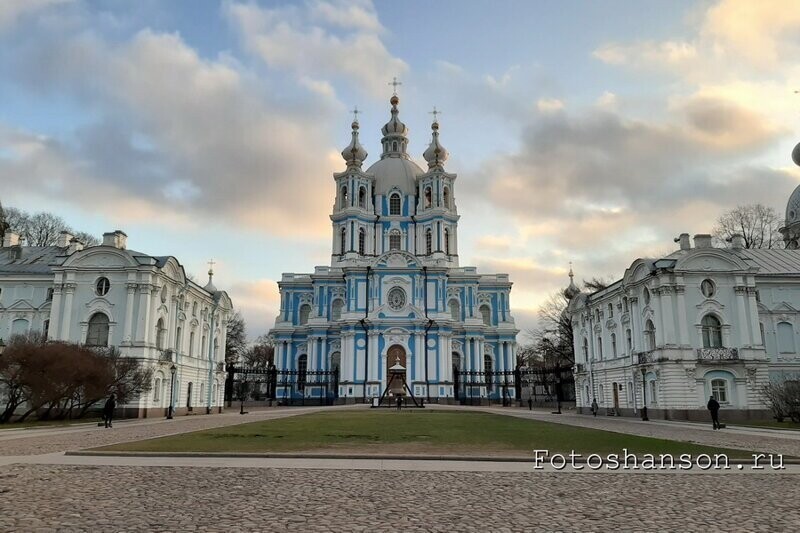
[[0, 406, 340, 456], [0, 464, 798, 532], [458, 406, 800, 457]]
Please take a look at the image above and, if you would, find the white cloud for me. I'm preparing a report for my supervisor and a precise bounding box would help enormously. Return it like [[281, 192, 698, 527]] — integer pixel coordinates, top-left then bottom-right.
[[225, 0, 407, 98], [536, 98, 564, 113], [0, 0, 71, 31]]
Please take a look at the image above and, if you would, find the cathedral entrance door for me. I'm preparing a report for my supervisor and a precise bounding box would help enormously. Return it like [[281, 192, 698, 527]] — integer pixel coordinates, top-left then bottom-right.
[[387, 345, 407, 396]]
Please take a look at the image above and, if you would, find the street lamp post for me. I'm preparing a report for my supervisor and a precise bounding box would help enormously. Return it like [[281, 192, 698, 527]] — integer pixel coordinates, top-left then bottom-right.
[[640, 368, 649, 421], [167, 363, 177, 419], [0, 338, 5, 356]]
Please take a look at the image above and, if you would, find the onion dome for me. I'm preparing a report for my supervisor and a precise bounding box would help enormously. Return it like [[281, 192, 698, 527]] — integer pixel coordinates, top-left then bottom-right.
[[204, 267, 217, 293], [564, 263, 580, 300], [380, 95, 409, 158], [341, 118, 368, 168], [423, 116, 449, 170]]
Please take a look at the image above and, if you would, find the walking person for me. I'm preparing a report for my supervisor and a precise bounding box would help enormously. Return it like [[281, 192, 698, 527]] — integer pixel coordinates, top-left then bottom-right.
[[103, 393, 116, 428], [528, 397, 533, 411], [707, 395, 721, 430], [396, 395, 402, 412], [591, 398, 599, 417]]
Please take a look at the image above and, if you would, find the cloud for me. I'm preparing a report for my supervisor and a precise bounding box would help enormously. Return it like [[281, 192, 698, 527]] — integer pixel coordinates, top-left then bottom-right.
[[1, 29, 342, 237], [536, 98, 564, 113], [227, 278, 281, 338], [0, 0, 71, 31], [225, 0, 407, 98]]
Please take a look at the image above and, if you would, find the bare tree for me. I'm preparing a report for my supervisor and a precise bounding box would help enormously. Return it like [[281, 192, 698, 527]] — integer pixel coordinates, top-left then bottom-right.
[[3, 206, 99, 247], [583, 277, 612, 292], [0, 199, 8, 243], [224, 311, 247, 364], [713, 204, 783, 249], [242, 335, 275, 368]]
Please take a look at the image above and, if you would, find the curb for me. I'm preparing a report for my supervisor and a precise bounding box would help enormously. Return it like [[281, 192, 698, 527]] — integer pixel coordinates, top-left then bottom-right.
[[64, 450, 800, 465]]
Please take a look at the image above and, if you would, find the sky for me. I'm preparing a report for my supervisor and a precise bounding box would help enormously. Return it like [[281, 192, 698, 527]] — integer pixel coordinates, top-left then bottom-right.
[[1, 0, 799, 339]]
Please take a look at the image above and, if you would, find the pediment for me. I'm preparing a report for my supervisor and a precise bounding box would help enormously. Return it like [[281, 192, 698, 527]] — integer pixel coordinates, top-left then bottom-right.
[[61, 248, 138, 269], [675, 250, 750, 273], [6, 299, 36, 310], [772, 301, 798, 313], [374, 251, 420, 269]]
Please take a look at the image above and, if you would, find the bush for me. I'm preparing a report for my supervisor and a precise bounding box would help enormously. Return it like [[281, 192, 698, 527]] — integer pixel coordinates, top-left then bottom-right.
[[760, 377, 800, 422], [0, 333, 152, 423]]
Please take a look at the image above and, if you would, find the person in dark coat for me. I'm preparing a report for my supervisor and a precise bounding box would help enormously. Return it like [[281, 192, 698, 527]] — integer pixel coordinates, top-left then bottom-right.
[[707, 395, 721, 430], [528, 397, 533, 411], [591, 398, 599, 417], [396, 395, 402, 411], [103, 394, 116, 428]]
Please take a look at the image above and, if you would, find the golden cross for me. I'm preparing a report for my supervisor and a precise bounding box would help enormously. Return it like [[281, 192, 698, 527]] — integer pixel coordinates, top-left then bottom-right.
[[388, 77, 402, 95]]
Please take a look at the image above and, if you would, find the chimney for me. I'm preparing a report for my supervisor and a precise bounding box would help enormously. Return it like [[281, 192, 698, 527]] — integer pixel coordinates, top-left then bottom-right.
[[694, 234, 713, 249], [2, 232, 20, 247], [730, 233, 745, 250], [67, 238, 84, 255], [674, 233, 691, 251], [56, 231, 73, 248], [102, 230, 128, 249]]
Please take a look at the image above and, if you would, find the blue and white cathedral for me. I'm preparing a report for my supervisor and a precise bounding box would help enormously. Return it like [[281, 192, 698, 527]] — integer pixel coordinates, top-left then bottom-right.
[[270, 94, 519, 402]]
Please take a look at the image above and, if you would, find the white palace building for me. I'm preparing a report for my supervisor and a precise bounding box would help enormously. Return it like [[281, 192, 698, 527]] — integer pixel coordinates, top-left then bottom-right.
[[269, 94, 519, 403], [0, 230, 232, 417], [567, 143, 800, 421]]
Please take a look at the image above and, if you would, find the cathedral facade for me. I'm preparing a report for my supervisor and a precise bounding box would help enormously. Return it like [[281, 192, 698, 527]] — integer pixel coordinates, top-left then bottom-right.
[[567, 141, 800, 421], [270, 95, 519, 402]]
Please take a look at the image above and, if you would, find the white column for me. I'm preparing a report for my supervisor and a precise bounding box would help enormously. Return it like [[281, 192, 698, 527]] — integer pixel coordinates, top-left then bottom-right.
[[60, 283, 76, 342], [49, 283, 63, 340], [136, 284, 152, 344], [308, 337, 317, 371], [735, 286, 750, 346], [747, 286, 762, 345], [675, 285, 689, 346], [123, 283, 136, 344], [320, 337, 327, 370]]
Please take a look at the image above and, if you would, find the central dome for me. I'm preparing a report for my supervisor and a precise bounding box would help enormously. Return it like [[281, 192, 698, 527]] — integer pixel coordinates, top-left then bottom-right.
[[367, 156, 424, 195]]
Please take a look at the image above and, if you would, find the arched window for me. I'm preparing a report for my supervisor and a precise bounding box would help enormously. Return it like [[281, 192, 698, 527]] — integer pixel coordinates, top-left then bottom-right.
[[644, 319, 656, 351], [701, 315, 723, 348], [710, 378, 728, 403], [626, 329, 632, 354], [340, 185, 348, 208], [297, 354, 308, 391], [189, 331, 195, 357], [449, 299, 460, 321], [192, 302, 197, 316], [155, 318, 166, 350], [340, 227, 347, 254], [484, 354, 493, 391], [389, 193, 401, 215], [585, 384, 590, 404], [358, 186, 366, 208], [443, 186, 450, 208], [176, 326, 182, 352], [11, 318, 28, 336], [358, 228, 366, 255], [424, 186, 432, 208], [480, 305, 491, 326], [623, 297, 629, 312], [389, 230, 401, 251], [425, 229, 432, 255], [611, 333, 617, 357], [86, 313, 109, 347], [582, 338, 588, 361], [153, 377, 162, 403], [298, 304, 311, 325], [444, 229, 450, 255], [597, 336, 603, 359], [598, 384, 605, 404], [648, 379, 657, 405], [607, 303, 613, 318], [331, 299, 344, 321], [777, 322, 795, 353], [392, 141, 398, 151]]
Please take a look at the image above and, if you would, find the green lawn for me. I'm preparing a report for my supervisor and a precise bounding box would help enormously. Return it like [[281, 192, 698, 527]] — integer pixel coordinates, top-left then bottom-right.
[[731, 420, 800, 431], [98, 410, 753, 457]]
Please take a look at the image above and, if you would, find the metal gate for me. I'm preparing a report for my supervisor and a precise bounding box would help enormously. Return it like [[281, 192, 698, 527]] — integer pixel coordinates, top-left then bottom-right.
[[225, 364, 340, 407]]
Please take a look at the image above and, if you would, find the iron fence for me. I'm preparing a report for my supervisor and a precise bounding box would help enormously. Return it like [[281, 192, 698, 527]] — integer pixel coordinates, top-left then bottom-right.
[[225, 364, 340, 407]]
